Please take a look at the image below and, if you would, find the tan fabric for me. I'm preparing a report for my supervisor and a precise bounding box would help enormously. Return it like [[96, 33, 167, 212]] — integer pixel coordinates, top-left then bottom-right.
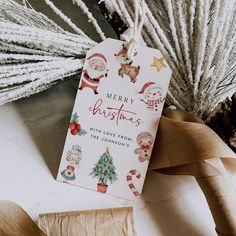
[[0, 203, 135, 236], [0, 201, 45, 236], [149, 109, 236, 235], [38, 207, 136, 236], [149, 109, 236, 171]]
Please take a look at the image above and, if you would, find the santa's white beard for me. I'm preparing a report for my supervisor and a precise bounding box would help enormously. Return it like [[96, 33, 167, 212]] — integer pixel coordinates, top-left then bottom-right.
[[87, 68, 104, 79]]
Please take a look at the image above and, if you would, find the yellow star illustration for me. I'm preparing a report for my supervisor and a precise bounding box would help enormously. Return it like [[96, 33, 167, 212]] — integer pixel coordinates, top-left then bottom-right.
[[150, 57, 167, 72]]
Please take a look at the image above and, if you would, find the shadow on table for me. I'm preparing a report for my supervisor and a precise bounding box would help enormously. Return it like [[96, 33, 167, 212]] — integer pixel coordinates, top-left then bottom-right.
[[14, 80, 78, 178], [142, 171, 214, 236], [11, 0, 117, 179]]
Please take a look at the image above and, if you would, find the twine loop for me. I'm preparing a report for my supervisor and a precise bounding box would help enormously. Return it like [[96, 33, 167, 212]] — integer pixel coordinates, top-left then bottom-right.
[[127, 0, 146, 61]]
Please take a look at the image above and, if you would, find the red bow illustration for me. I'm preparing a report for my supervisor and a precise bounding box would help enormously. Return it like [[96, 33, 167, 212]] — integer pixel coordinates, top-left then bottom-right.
[[140, 144, 151, 149]]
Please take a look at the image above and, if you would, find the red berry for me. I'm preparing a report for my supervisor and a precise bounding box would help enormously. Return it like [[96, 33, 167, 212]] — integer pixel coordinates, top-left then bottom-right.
[[69, 123, 76, 130], [71, 129, 78, 135], [76, 123, 81, 131]]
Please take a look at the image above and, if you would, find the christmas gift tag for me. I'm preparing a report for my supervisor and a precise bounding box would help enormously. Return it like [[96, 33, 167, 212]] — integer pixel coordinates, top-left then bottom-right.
[[57, 38, 172, 200]]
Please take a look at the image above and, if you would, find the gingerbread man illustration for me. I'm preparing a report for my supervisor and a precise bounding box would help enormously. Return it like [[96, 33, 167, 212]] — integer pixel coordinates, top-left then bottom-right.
[[134, 132, 154, 162]]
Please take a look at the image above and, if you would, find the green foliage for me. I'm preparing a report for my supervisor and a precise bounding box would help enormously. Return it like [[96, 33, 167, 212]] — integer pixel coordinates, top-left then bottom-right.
[[71, 113, 79, 123], [90, 150, 118, 185], [78, 129, 87, 135]]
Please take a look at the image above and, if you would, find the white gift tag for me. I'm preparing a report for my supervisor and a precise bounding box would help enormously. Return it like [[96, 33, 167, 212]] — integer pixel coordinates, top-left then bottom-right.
[[57, 38, 172, 200]]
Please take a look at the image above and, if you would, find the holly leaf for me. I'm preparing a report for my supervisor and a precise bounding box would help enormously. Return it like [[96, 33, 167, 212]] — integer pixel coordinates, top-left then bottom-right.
[[78, 129, 87, 136], [71, 113, 79, 123]]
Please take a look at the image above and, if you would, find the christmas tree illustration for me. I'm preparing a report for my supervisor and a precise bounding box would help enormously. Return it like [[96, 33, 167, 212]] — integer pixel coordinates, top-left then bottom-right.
[[90, 147, 118, 193]]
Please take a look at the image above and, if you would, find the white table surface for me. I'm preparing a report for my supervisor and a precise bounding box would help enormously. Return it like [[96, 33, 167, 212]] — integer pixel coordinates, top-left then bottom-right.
[[0, 1, 234, 235]]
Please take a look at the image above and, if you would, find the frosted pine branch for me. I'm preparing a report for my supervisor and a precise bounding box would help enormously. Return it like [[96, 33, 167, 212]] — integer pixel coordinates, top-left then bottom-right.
[[72, 0, 106, 40], [43, 0, 88, 37], [101, 0, 236, 118], [0, 0, 99, 105]]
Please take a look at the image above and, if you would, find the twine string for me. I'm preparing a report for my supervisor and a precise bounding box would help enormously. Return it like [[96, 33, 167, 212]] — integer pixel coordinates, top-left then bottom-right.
[[127, 0, 146, 61]]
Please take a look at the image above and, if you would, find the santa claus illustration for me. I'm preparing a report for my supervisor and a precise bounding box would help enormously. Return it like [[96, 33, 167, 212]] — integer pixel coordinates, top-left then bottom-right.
[[139, 82, 164, 114], [79, 53, 108, 94]]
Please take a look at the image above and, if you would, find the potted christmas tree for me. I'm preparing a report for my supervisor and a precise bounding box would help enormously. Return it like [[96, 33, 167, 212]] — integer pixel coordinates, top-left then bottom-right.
[[90, 147, 118, 193]]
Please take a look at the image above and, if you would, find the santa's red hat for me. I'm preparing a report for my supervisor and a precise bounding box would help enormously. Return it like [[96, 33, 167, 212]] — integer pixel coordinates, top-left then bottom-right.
[[87, 53, 107, 63], [139, 82, 161, 96]]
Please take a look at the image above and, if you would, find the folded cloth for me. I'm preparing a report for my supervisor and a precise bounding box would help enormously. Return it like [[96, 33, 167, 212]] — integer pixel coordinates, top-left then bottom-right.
[[149, 109, 236, 235], [0, 202, 135, 236], [38, 207, 136, 236], [0, 201, 45, 236], [149, 109, 236, 171]]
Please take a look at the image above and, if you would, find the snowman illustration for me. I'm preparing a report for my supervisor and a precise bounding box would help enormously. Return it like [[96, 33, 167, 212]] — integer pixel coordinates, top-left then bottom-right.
[[139, 82, 164, 114], [61, 145, 82, 182], [79, 53, 108, 94]]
